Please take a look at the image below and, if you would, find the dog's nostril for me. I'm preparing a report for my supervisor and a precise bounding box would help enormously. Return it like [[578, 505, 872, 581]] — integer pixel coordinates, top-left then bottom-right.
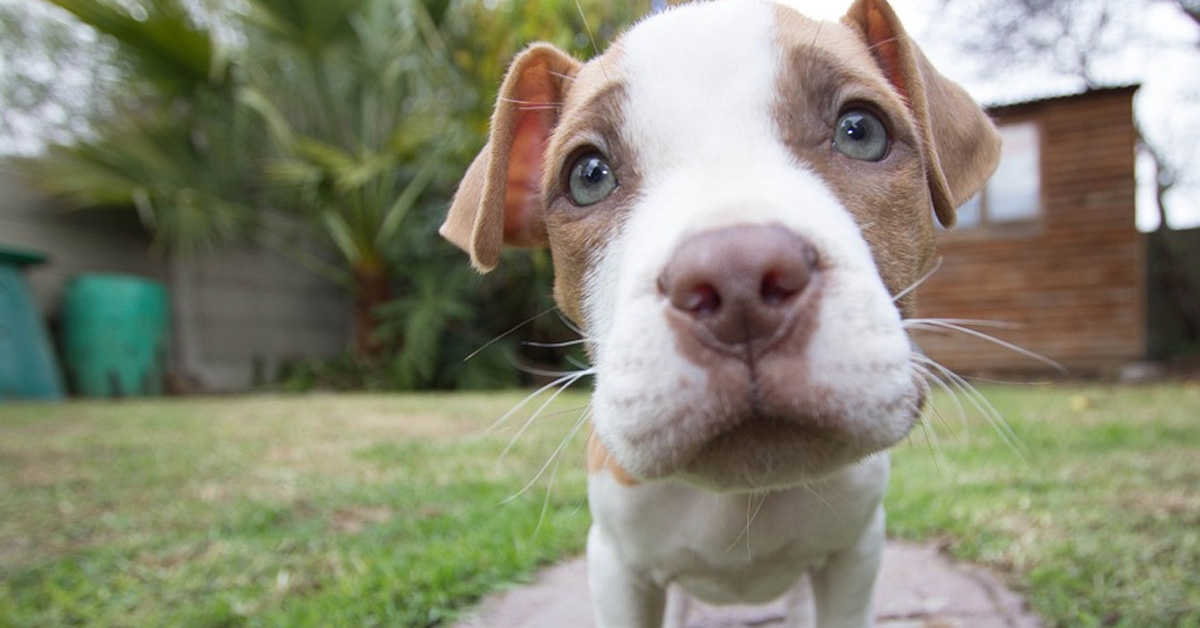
[[678, 282, 721, 314], [760, 268, 805, 305]]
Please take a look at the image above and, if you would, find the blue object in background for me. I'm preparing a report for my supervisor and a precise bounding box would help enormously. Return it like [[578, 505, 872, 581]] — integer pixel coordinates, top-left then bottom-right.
[[62, 274, 169, 398], [0, 246, 65, 401]]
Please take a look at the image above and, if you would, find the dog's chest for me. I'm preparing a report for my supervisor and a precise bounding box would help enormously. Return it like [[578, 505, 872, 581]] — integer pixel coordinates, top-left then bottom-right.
[[588, 455, 889, 604]]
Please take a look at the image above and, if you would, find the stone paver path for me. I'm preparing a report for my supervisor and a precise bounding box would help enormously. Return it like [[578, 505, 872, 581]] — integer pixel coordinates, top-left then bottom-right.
[[454, 541, 1041, 628]]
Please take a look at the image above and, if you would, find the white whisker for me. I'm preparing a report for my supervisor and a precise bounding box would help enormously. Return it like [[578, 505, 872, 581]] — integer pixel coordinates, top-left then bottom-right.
[[904, 317, 1020, 330], [726, 492, 769, 557], [465, 305, 559, 362], [483, 370, 587, 436], [523, 338, 590, 349], [518, 104, 563, 113], [915, 354, 1029, 458], [910, 363, 950, 469], [803, 484, 844, 525], [555, 310, 592, 341], [566, 354, 593, 371], [506, 404, 592, 509], [913, 358, 970, 438], [497, 96, 562, 108], [513, 359, 596, 380], [574, 0, 598, 52], [498, 371, 592, 463], [904, 318, 1065, 372], [573, 0, 611, 83], [892, 257, 943, 303], [917, 414, 945, 471]]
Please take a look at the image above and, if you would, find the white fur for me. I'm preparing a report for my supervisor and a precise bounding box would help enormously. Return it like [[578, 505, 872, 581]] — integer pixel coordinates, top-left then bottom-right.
[[575, 3, 919, 627], [588, 456, 889, 627], [586, 2, 916, 486]]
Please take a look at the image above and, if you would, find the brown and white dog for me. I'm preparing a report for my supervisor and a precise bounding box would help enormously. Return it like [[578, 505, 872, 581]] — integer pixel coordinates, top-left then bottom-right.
[[442, 1, 1000, 626]]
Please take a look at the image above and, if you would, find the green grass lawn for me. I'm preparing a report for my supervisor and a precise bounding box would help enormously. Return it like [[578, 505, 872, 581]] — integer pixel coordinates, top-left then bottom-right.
[[0, 393, 593, 628], [889, 382, 1200, 628], [0, 384, 1197, 627]]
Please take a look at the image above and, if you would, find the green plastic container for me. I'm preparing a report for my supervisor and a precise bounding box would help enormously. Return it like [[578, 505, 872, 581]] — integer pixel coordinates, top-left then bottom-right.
[[62, 274, 169, 397], [0, 246, 65, 401]]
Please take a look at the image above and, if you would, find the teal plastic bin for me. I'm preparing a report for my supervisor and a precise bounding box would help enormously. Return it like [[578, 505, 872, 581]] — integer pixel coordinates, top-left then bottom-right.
[[0, 246, 65, 401], [62, 274, 169, 397]]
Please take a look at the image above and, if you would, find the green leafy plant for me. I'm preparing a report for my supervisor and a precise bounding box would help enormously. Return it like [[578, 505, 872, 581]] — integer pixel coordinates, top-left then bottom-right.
[[22, 0, 648, 389]]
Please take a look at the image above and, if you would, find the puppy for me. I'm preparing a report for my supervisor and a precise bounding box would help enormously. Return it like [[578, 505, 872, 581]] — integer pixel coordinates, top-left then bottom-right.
[[441, 1, 1000, 626]]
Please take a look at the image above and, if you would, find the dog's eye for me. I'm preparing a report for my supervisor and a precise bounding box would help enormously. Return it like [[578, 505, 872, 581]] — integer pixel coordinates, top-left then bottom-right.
[[833, 110, 889, 162], [567, 152, 618, 207]]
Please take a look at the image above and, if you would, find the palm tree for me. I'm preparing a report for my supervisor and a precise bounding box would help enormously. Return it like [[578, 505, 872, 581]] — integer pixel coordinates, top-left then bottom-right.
[[27, 0, 652, 387], [32, 0, 465, 361]]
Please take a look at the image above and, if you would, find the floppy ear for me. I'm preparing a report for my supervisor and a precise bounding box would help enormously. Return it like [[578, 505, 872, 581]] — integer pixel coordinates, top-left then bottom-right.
[[440, 44, 582, 272], [843, 0, 1001, 227]]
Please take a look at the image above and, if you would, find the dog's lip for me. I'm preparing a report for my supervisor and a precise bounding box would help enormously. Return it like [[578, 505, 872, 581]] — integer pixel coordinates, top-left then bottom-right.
[[620, 382, 923, 487], [709, 413, 837, 452], [627, 405, 843, 481], [677, 415, 858, 489]]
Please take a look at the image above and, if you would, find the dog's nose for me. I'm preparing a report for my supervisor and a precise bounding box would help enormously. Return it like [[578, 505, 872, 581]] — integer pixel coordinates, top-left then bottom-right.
[[658, 224, 817, 349]]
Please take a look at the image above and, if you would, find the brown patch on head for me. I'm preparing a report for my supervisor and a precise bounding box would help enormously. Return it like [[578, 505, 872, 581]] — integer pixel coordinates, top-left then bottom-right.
[[538, 47, 642, 327], [770, 6, 930, 314], [842, 0, 1002, 227], [440, 42, 640, 330], [769, 2, 1001, 314]]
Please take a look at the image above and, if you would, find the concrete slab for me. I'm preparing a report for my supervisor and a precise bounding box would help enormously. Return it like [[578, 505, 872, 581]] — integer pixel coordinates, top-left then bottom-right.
[[453, 541, 1041, 627]]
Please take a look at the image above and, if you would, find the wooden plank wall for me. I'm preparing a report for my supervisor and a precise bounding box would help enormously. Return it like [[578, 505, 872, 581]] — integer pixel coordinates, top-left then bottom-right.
[[914, 88, 1144, 375]]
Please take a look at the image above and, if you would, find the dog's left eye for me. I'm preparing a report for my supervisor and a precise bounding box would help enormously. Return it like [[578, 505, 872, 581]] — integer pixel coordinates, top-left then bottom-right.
[[567, 152, 618, 207], [833, 109, 889, 162]]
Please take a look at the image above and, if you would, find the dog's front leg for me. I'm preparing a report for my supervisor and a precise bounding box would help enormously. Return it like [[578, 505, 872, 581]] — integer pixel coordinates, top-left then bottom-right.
[[588, 525, 668, 628], [783, 571, 817, 628], [810, 505, 886, 628]]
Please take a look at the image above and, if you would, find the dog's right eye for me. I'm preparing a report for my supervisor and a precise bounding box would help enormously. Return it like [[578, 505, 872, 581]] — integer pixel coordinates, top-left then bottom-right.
[[567, 152, 618, 207], [833, 109, 889, 162]]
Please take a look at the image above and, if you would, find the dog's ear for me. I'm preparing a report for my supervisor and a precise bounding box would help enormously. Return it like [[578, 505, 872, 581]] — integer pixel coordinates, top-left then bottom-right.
[[441, 44, 582, 271], [843, 0, 1001, 227]]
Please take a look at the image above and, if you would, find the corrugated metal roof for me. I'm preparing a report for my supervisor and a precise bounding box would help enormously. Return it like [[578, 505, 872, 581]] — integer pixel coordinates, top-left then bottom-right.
[[981, 83, 1140, 111]]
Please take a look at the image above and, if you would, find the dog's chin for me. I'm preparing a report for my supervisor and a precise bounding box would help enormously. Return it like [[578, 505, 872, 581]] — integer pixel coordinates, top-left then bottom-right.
[[674, 418, 896, 492], [613, 403, 920, 492]]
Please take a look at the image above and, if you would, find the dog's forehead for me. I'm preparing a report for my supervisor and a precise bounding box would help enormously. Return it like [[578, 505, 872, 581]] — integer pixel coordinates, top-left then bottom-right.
[[566, 1, 878, 176]]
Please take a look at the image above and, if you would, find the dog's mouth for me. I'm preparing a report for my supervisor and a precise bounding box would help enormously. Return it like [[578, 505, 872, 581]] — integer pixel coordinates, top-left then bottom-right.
[[609, 360, 926, 489], [673, 405, 899, 491], [681, 415, 850, 490], [612, 379, 922, 491]]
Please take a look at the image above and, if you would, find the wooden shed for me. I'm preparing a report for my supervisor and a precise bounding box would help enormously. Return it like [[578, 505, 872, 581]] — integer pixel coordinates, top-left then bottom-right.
[[914, 86, 1144, 375]]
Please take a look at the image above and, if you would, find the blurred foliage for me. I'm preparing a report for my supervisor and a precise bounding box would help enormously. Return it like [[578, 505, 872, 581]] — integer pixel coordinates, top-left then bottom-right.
[[18, 0, 651, 390], [442, 0, 652, 143]]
